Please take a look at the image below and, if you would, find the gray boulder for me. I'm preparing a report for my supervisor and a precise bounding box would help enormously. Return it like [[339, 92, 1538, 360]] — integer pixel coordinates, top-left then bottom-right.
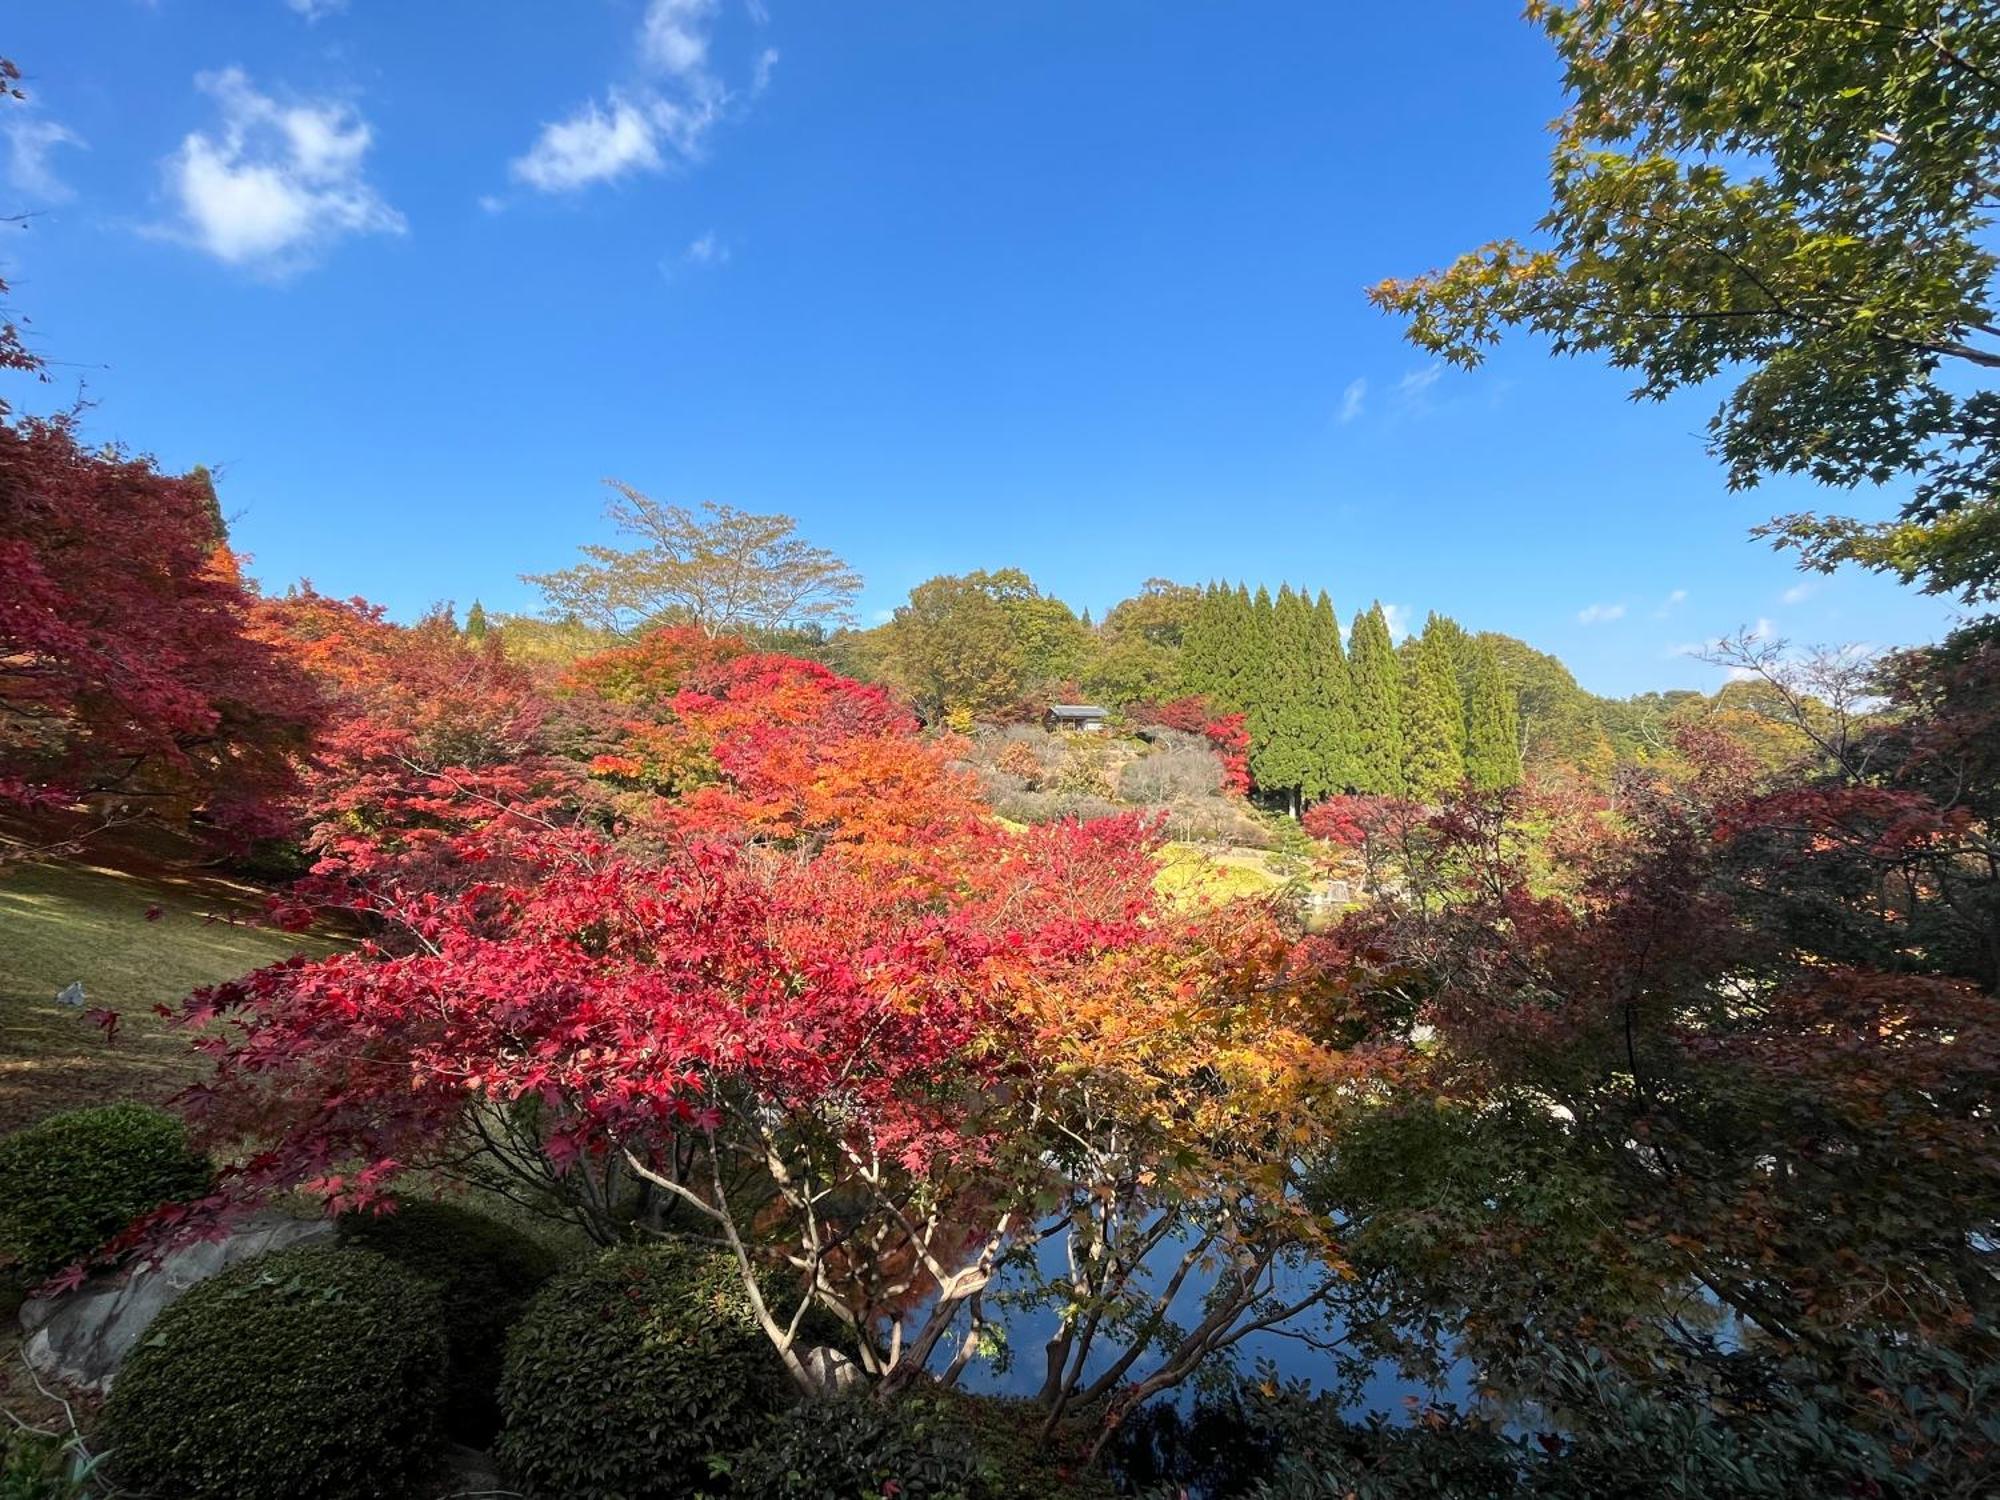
[[19, 1211, 335, 1392], [803, 1343, 867, 1395]]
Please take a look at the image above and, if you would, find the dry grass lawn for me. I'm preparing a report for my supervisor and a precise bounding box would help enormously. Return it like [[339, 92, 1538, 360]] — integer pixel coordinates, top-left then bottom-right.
[[0, 857, 340, 1135]]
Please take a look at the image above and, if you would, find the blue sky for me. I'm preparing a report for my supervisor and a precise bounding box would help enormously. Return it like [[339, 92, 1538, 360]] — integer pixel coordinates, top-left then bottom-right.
[[2, 1, 1968, 695]]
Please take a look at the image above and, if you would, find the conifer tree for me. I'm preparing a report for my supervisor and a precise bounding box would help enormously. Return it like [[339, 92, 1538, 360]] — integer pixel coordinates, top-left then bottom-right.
[[1462, 635, 1522, 791], [1303, 591, 1355, 799], [185, 464, 228, 543], [1250, 587, 1315, 812], [1239, 586, 1276, 784], [465, 600, 489, 641], [1420, 611, 1474, 753], [1224, 584, 1260, 712], [1401, 625, 1467, 802], [1347, 604, 1403, 794], [1178, 583, 1229, 704]]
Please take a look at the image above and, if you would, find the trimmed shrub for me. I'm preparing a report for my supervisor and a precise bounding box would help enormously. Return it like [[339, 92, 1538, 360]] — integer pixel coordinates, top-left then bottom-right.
[[496, 1243, 792, 1499], [0, 1104, 212, 1279], [936, 1392, 1119, 1500], [1112, 1384, 1517, 1500], [338, 1197, 564, 1443], [725, 1392, 1116, 1500], [722, 1396, 988, 1499], [102, 1244, 448, 1500]]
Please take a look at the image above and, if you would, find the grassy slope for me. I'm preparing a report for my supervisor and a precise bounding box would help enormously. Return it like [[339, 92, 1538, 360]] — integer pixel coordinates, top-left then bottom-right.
[[0, 858, 338, 1134], [1154, 840, 1288, 903]]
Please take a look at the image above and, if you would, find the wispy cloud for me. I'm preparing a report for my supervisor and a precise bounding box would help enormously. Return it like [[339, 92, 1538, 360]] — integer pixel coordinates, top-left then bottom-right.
[[513, 95, 663, 192], [1651, 587, 1688, 619], [661, 229, 730, 280], [1337, 378, 1366, 425], [284, 0, 347, 20], [510, 0, 762, 196], [683, 229, 728, 266], [1381, 603, 1412, 641], [3, 115, 84, 201], [1577, 601, 1626, 624], [159, 68, 403, 274], [639, 0, 716, 76], [1750, 616, 1777, 641], [1781, 581, 1813, 605], [1396, 364, 1441, 400]]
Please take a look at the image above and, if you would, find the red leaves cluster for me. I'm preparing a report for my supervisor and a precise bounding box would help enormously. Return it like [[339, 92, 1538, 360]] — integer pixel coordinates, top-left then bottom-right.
[[177, 809, 1170, 1221], [252, 591, 584, 906], [557, 625, 748, 706], [661, 655, 988, 864], [0, 417, 321, 843], [1302, 793, 1408, 849], [1337, 712, 2000, 1351]]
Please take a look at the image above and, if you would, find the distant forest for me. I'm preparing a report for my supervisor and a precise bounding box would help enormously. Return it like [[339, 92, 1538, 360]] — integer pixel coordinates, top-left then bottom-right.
[[488, 569, 1771, 810]]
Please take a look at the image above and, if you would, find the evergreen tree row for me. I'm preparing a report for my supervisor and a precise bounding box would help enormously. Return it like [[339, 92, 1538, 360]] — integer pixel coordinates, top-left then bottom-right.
[[1179, 583, 1520, 808]]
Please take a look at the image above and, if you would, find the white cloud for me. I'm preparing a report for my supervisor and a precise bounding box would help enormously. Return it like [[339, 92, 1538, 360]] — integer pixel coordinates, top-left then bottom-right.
[[162, 68, 403, 272], [3, 116, 84, 201], [512, 95, 663, 191], [1651, 586, 1688, 619], [1381, 603, 1411, 641], [1750, 616, 1777, 641], [1781, 581, 1813, 605], [683, 229, 728, 266], [1397, 364, 1441, 399], [751, 47, 780, 95], [1577, 602, 1627, 624], [284, 0, 347, 20], [640, 0, 716, 77], [510, 0, 753, 196], [663, 229, 730, 280], [1337, 378, 1366, 425]]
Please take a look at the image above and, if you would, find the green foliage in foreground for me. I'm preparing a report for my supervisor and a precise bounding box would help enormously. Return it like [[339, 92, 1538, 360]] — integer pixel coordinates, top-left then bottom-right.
[[338, 1197, 564, 1443], [497, 1243, 792, 1500], [0, 1427, 102, 1500], [1371, 0, 2000, 608], [721, 1391, 1116, 1499], [1114, 1347, 2000, 1500], [0, 1103, 211, 1278], [103, 1244, 448, 1500], [719, 1396, 992, 1499]]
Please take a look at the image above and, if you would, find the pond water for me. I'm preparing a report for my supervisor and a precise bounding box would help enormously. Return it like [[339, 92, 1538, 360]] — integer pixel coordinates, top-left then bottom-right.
[[950, 1229, 1469, 1417]]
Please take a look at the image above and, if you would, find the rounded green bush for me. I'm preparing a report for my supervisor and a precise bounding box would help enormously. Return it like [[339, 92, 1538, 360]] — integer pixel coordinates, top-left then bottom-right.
[[496, 1242, 792, 1499], [338, 1197, 564, 1443], [723, 1395, 991, 1499], [103, 1243, 448, 1500], [0, 1103, 212, 1279]]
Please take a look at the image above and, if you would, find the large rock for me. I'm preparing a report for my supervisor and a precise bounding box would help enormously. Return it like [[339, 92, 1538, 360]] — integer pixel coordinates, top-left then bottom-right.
[[19, 1211, 335, 1392], [803, 1343, 867, 1395]]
